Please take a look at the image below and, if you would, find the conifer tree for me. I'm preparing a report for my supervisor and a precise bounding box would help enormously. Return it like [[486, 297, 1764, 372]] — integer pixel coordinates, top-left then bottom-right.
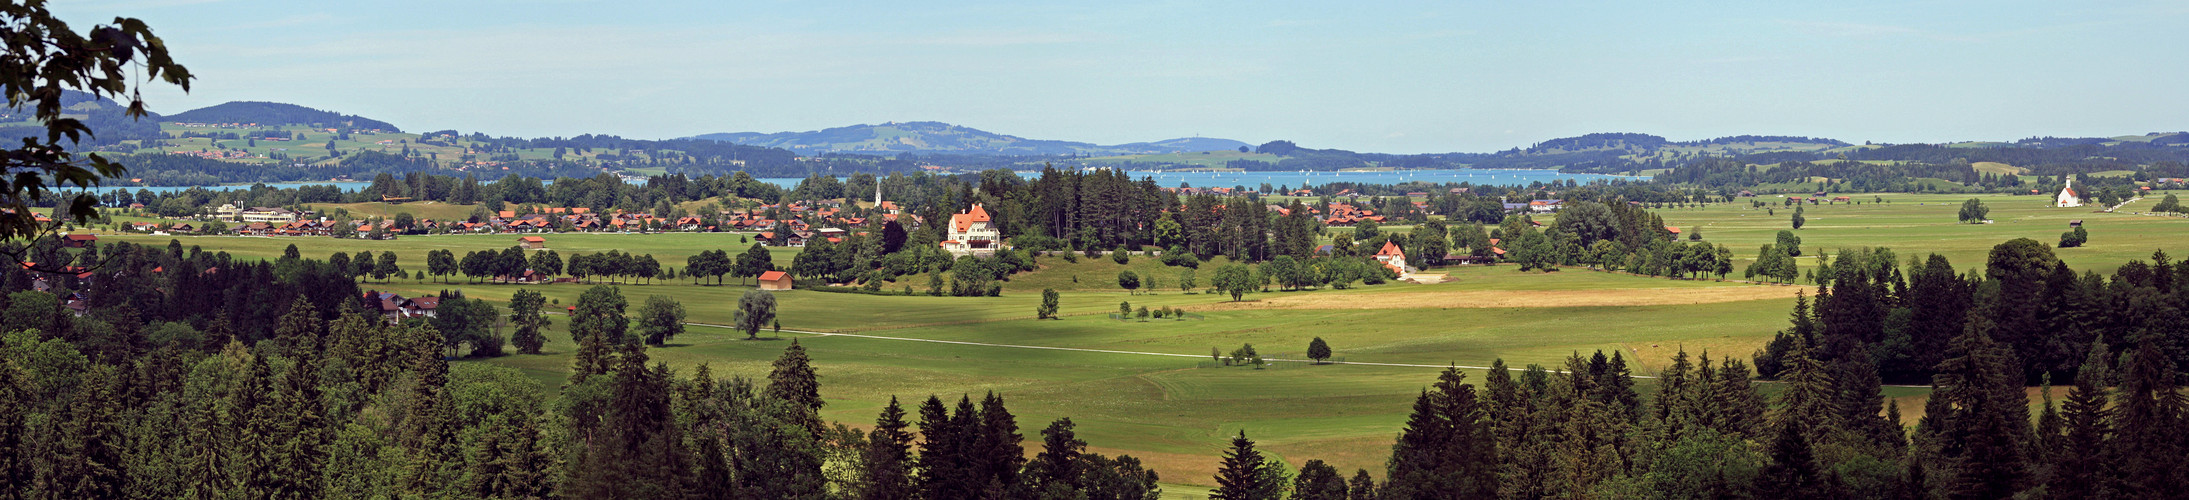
[[1346, 470, 1378, 500], [975, 391, 1026, 494], [398, 324, 460, 497], [235, 352, 281, 499], [861, 397, 916, 500], [1709, 358, 1766, 439], [1658, 349, 1695, 435], [766, 340, 824, 435], [1026, 417, 1088, 497], [1210, 430, 1281, 500], [64, 365, 125, 498], [2050, 338, 2111, 498], [1758, 419, 1826, 500], [2109, 342, 2184, 497], [1597, 351, 1641, 424], [270, 344, 331, 498], [915, 395, 972, 500], [1771, 336, 1839, 440], [1382, 366, 1496, 499], [0, 355, 25, 494], [274, 296, 320, 355], [1931, 316, 2029, 500]]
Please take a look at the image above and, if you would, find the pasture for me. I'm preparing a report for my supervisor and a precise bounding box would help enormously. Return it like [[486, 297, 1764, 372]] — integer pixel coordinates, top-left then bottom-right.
[[1633, 191, 2189, 275], [107, 189, 2189, 490]]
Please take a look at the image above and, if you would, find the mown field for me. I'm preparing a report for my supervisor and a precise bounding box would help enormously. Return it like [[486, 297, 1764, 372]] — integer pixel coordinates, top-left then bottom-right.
[[358, 267, 1793, 492], [1641, 191, 2189, 275], [105, 190, 2189, 494]]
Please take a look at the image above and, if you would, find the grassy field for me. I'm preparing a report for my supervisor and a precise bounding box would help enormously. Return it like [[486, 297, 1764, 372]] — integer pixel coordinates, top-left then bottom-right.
[[305, 201, 482, 221], [367, 267, 1789, 487], [1639, 191, 2189, 275], [109, 190, 2189, 491]]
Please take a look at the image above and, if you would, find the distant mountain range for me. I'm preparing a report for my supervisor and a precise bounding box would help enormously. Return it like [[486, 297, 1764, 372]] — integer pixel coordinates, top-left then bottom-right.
[[19, 93, 2188, 177], [685, 121, 1251, 156]]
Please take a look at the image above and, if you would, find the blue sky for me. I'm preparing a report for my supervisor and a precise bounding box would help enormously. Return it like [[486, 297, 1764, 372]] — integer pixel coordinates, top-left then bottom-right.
[[56, 0, 2189, 153]]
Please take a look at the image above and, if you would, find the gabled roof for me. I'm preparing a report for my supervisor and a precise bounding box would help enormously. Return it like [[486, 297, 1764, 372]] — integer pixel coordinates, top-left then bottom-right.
[[519, 236, 545, 243], [1375, 241, 1404, 257], [952, 203, 994, 232], [758, 270, 789, 282]]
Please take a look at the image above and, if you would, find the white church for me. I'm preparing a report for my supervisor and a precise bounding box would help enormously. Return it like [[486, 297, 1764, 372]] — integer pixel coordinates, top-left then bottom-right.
[[2055, 178, 2081, 208]]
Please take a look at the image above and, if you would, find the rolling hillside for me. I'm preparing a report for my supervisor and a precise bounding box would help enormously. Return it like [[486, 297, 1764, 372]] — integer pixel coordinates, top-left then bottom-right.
[[165, 101, 401, 132]]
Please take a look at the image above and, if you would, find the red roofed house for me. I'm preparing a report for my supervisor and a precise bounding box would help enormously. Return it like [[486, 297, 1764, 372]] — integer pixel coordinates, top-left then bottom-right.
[[519, 236, 546, 249], [940, 203, 1000, 257], [1372, 241, 1411, 278], [62, 234, 97, 248], [758, 270, 793, 291]]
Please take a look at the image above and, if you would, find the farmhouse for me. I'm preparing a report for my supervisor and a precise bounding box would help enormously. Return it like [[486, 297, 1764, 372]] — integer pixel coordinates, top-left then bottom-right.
[[758, 270, 793, 291], [519, 236, 546, 249], [1372, 241, 1410, 278], [940, 203, 1000, 257], [1529, 199, 1563, 213], [62, 234, 96, 248], [362, 291, 438, 324]]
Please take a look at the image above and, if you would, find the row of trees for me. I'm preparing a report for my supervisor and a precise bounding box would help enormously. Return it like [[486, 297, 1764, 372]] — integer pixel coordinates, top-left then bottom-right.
[[1755, 240, 2189, 385]]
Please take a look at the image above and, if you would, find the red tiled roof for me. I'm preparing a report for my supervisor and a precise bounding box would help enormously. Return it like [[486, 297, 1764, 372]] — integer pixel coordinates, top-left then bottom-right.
[[758, 271, 789, 282], [1375, 241, 1404, 257]]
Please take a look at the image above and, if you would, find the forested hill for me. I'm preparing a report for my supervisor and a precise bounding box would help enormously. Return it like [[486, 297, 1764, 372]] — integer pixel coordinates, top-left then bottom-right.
[[165, 101, 402, 132], [688, 121, 1249, 155], [0, 90, 166, 147]]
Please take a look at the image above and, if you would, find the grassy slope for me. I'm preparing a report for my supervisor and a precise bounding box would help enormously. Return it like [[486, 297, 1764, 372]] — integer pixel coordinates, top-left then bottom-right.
[[305, 201, 481, 221]]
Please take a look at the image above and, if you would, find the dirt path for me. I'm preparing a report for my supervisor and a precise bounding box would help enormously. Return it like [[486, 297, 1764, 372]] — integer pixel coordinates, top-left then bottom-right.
[[1189, 285, 1805, 311]]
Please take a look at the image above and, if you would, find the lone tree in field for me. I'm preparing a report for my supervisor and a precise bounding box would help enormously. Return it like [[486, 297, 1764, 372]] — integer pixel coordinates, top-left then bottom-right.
[[2154, 193, 2183, 213], [735, 289, 777, 340], [636, 295, 686, 345], [1212, 263, 1255, 302], [1790, 205, 1805, 230], [1037, 289, 1060, 319], [2059, 226, 2089, 248], [1307, 337, 1333, 364], [1959, 198, 1990, 224], [508, 289, 550, 354], [1117, 270, 1141, 295]]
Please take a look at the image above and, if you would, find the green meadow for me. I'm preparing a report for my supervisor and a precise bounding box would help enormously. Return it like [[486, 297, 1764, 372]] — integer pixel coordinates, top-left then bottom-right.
[[1615, 191, 2189, 275], [106, 190, 2189, 489]]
